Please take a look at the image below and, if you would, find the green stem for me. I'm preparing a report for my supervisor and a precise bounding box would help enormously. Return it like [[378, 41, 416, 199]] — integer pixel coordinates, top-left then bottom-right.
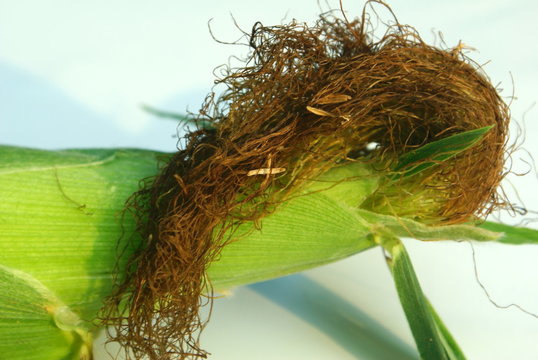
[[379, 235, 465, 360]]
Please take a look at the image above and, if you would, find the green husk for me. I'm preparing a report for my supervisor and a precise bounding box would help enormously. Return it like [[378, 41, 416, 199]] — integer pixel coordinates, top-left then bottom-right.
[[209, 162, 379, 288], [0, 147, 157, 357], [0, 146, 379, 357], [0, 265, 90, 360]]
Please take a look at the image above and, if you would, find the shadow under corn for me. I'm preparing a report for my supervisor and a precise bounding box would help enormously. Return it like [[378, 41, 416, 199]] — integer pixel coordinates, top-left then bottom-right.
[[249, 274, 418, 360]]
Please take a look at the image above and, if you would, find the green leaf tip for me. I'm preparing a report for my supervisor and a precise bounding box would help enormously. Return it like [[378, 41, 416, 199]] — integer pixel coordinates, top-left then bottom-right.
[[479, 221, 538, 245], [392, 125, 494, 179], [142, 104, 215, 130]]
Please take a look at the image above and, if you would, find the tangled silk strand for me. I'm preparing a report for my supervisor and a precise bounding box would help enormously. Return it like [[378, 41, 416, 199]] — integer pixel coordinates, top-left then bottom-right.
[[101, 6, 509, 359]]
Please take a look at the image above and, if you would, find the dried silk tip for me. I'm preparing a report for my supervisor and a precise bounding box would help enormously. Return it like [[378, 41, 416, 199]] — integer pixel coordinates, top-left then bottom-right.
[[101, 4, 509, 359]]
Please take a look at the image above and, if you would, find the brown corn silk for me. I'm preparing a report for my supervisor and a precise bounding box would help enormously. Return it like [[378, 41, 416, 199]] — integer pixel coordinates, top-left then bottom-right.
[[102, 6, 509, 360]]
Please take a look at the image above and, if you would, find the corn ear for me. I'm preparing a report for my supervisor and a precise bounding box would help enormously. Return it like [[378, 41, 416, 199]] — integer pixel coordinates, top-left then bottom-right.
[[0, 146, 379, 357], [2, 145, 535, 358]]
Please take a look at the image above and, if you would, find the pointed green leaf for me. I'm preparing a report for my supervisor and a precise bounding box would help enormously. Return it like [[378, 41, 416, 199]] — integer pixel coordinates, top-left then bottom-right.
[[427, 301, 466, 360], [393, 125, 493, 178], [379, 235, 465, 360]]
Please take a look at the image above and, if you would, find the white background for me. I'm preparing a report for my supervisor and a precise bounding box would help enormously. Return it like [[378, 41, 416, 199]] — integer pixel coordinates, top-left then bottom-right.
[[1, 1, 538, 359]]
